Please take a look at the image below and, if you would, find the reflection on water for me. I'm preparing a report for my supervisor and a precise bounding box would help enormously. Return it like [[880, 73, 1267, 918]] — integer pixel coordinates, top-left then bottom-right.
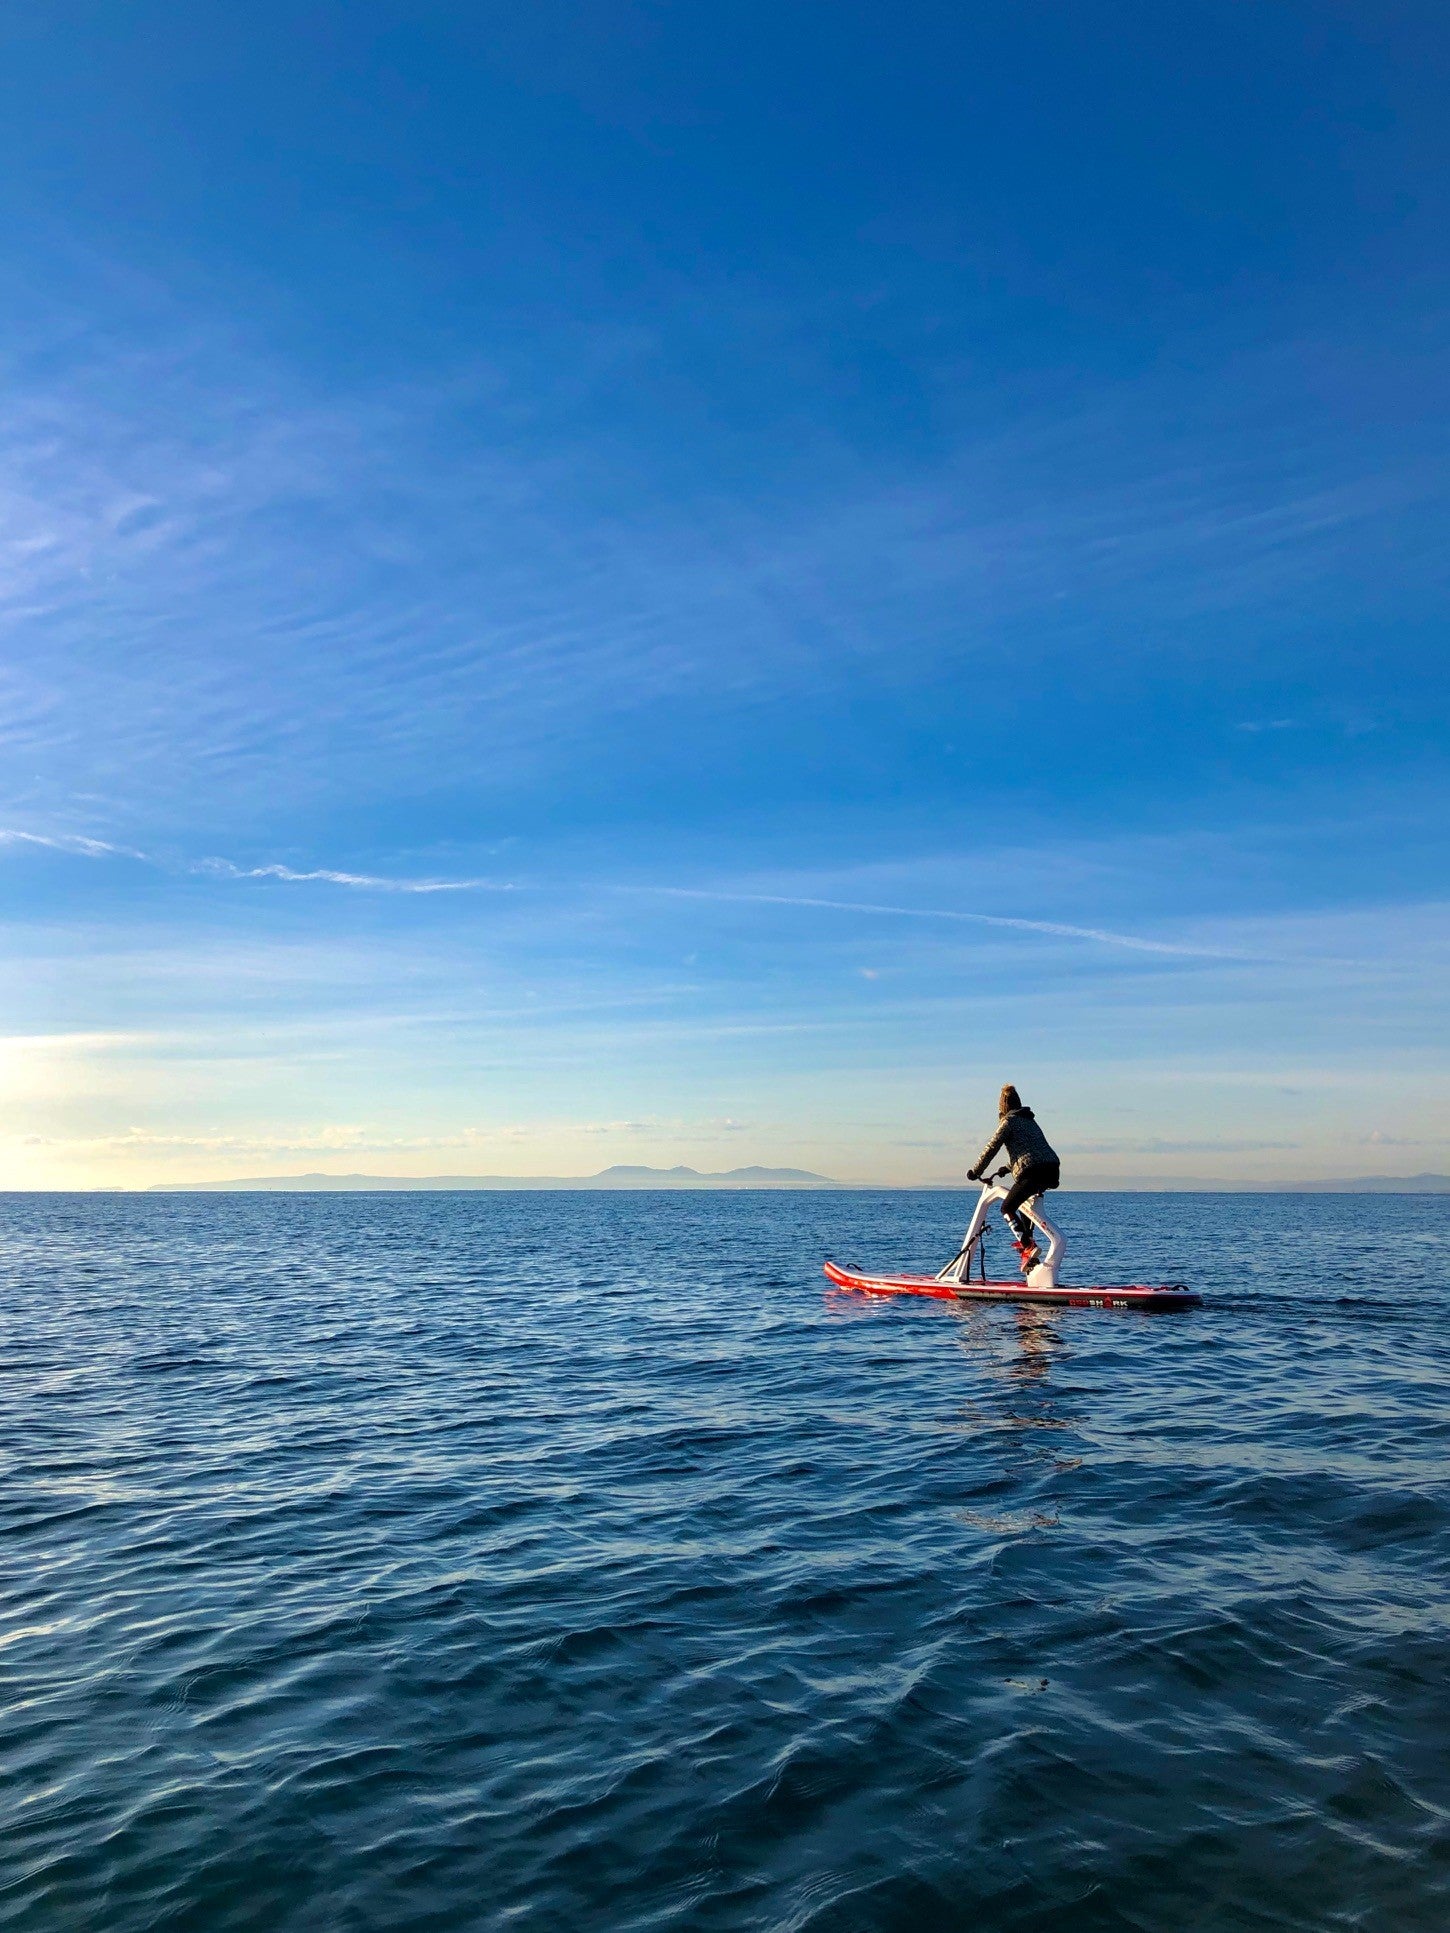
[[827, 1287, 1066, 1391], [1007, 1304, 1061, 1381], [951, 1297, 1066, 1418]]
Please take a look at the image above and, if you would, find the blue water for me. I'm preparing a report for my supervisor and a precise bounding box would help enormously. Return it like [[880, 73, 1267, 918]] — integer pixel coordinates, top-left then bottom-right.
[[2, 1190, 1448, 1931]]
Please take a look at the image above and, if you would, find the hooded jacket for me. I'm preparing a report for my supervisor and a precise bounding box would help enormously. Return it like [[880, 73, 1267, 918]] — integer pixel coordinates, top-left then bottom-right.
[[968, 1106, 1059, 1181]]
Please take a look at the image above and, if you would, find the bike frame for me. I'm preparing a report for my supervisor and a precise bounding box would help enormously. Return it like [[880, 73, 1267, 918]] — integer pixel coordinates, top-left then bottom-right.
[[935, 1170, 1066, 1290]]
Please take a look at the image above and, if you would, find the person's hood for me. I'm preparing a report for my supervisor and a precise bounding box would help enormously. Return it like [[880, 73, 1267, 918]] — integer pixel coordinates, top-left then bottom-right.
[[1009, 1107, 1035, 1120]]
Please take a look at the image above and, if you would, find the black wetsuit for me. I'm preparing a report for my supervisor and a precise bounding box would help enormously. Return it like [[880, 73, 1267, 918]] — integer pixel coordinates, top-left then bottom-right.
[[967, 1107, 1061, 1244]]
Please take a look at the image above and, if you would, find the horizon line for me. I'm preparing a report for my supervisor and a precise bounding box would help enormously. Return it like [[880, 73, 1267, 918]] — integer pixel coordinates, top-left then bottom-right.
[[0, 1164, 1440, 1195]]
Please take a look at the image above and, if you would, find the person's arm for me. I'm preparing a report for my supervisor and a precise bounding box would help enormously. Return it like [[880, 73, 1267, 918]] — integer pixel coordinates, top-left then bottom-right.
[[966, 1121, 1007, 1180]]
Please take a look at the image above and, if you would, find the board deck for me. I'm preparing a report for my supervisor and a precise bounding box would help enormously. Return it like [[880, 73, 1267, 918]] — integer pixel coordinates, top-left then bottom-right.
[[823, 1258, 1200, 1313]]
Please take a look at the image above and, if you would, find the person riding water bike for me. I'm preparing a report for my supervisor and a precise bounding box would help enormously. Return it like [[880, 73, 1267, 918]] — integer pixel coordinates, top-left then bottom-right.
[[967, 1085, 1061, 1272]]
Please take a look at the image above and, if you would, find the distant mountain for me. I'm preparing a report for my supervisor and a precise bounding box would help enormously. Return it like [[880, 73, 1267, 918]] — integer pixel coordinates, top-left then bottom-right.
[[147, 1166, 1448, 1195], [151, 1163, 840, 1193]]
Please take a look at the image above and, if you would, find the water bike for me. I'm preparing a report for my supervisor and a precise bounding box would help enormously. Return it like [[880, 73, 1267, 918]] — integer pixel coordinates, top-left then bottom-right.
[[824, 1169, 1199, 1313]]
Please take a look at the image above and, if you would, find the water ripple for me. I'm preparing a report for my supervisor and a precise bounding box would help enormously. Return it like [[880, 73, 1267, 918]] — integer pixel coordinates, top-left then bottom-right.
[[0, 1189, 1447, 1930]]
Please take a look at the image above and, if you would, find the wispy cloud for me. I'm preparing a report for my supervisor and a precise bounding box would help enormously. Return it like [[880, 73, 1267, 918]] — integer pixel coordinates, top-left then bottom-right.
[[0, 826, 143, 858], [17, 1114, 756, 1156], [1069, 1138, 1301, 1155], [631, 885, 1247, 959], [4, 280, 1444, 849], [194, 859, 513, 894], [0, 1029, 156, 1052], [0, 829, 512, 894]]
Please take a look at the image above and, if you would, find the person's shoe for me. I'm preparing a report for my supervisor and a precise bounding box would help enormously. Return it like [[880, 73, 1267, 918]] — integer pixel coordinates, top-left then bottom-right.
[[1017, 1242, 1041, 1272]]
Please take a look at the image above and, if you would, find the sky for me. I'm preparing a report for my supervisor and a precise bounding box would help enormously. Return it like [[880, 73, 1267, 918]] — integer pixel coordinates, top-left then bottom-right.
[[0, 0, 1447, 1188]]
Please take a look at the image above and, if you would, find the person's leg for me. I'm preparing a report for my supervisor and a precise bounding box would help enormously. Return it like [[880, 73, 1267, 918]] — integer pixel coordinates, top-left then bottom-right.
[[1019, 1163, 1061, 1263], [999, 1169, 1040, 1247], [1001, 1163, 1059, 1261]]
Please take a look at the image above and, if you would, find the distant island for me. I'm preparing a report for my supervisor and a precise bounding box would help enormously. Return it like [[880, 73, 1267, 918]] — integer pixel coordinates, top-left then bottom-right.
[[150, 1163, 842, 1192], [145, 1166, 1450, 1194]]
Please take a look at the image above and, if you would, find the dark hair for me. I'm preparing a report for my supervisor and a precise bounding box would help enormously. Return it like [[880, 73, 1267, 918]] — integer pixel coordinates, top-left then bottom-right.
[[999, 1083, 1022, 1117]]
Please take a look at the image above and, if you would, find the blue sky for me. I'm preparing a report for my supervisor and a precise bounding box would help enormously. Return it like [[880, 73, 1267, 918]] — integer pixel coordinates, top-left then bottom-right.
[[0, 0, 1446, 1185]]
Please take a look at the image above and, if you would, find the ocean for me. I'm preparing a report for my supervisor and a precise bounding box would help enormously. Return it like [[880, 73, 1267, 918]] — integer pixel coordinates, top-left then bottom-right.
[[2, 1189, 1447, 1931]]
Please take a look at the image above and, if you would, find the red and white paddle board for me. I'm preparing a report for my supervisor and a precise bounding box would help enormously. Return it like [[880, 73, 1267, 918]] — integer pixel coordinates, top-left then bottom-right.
[[823, 1259, 1200, 1313]]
